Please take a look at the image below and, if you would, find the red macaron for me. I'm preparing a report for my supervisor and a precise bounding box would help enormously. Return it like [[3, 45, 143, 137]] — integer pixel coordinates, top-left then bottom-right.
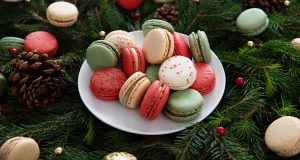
[[24, 31, 58, 57], [90, 67, 127, 101], [121, 47, 146, 77], [172, 32, 192, 59], [140, 80, 170, 120], [191, 62, 216, 95], [115, 0, 142, 10]]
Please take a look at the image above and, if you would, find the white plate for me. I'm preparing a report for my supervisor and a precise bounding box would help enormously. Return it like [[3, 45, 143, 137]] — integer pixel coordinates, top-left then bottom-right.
[[78, 31, 226, 135]]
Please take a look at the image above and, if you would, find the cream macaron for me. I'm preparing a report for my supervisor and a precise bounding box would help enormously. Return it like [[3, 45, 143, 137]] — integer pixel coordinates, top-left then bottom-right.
[[47, 1, 79, 27], [159, 56, 197, 90], [0, 136, 40, 160], [265, 116, 300, 157]]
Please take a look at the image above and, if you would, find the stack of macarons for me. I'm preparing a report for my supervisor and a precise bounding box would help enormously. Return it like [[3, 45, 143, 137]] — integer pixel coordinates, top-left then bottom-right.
[[86, 19, 217, 122]]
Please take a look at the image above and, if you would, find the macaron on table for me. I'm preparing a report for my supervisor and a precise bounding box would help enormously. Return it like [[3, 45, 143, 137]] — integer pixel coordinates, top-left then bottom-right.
[[78, 20, 226, 135]]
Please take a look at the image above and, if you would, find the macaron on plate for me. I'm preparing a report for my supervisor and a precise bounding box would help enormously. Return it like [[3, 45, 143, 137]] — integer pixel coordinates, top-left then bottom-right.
[[78, 31, 226, 135]]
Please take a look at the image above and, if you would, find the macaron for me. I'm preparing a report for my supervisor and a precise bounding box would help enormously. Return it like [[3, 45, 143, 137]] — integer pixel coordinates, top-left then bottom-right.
[[165, 89, 204, 122], [265, 116, 300, 157], [0, 0, 23, 2], [140, 80, 170, 120], [0, 73, 7, 98], [190, 62, 216, 95], [47, 1, 79, 27], [119, 72, 151, 109], [159, 56, 197, 90], [0, 136, 40, 160], [153, 0, 175, 3], [173, 32, 192, 59], [102, 152, 137, 160], [146, 65, 160, 83], [142, 19, 174, 36], [105, 30, 136, 51], [189, 30, 212, 63], [236, 8, 269, 36], [143, 28, 174, 64], [121, 47, 145, 77], [291, 38, 300, 51], [24, 31, 58, 57], [90, 67, 127, 101], [86, 40, 120, 71], [0, 37, 24, 55]]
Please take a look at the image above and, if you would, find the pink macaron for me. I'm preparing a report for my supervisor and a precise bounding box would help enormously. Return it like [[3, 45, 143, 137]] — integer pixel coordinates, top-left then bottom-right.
[[121, 47, 146, 77], [191, 62, 216, 95], [90, 67, 127, 101], [172, 32, 192, 59], [24, 31, 58, 57], [140, 80, 170, 120]]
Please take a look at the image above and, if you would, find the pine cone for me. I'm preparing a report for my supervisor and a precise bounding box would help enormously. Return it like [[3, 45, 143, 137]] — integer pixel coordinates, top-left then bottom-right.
[[243, 0, 286, 14], [9, 51, 65, 108], [154, 5, 179, 24]]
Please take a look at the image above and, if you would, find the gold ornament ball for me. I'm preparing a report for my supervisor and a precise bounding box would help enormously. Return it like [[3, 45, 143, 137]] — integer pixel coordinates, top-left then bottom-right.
[[54, 147, 64, 156], [25, 0, 31, 2], [247, 41, 254, 48], [102, 152, 137, 160], [284, 0, 290, 7], [99, 31, 106, 37], [194, 0, 199, 2]]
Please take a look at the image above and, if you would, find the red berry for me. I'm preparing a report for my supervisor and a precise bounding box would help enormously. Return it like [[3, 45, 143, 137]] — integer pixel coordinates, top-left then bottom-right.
[[235, 77, 245, 86], [9, 48, 19, 55], [216, 127, 226, 136], [132, 12, 140, 20], [115, 0, 142, 10]]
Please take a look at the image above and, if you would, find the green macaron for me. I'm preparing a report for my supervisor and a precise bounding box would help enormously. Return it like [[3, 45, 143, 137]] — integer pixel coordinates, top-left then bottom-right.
[[236, 8, 269, 36], [165, 89, 204, 122], [0, 37, 24, 55], [145, 65, 160, 83], [0, 73, 7, 98], [189, 30, 212, 63], [142, 19, 174, 36], [86, 40, 120, 71]]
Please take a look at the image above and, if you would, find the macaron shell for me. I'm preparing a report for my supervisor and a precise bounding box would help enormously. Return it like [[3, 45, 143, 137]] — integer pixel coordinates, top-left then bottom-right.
[[140, 80, 170, 120], [90, 68, 127, 101], [86, 40, 119, 71], [47, 18, 78, 27], [24, 31, 58, 57], [106, 30, 135, 41], [146, 65, 160, 83], [291, 38, 300, 51], [236, 8, 268, 36], [126, 76, 151, 108], [142, 19, 175, 36], [265, 116, 300, 157], [189, 32, 203, 62], [173, 32, 192, 59], [191, 63, 216, 95], [105, 33, 135, 51], [0, 137, 40, 160], [165, 89, 204, 122], [159, 56, 197, 90], [121, 47, 145, 77], [143, 29, 174, 64], [197, 31, 212, 63]]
